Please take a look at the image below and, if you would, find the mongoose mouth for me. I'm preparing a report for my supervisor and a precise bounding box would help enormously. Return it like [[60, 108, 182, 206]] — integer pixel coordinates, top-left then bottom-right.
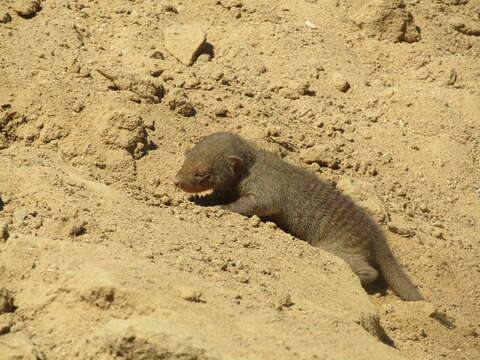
[[173, 176, 213, 194], [177, 185, 212, 193]]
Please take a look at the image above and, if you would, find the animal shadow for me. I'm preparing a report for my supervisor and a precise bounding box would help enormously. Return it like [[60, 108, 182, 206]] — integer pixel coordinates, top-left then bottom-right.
[[189, 190, 233, 207]]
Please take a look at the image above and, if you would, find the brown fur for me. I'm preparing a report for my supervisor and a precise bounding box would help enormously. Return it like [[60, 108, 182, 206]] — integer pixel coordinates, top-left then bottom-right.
[[174, 132, 424, 301]]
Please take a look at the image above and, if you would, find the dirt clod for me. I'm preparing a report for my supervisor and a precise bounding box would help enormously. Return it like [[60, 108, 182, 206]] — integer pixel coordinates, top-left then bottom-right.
[[179, 286, 203, 302], [0, 222, 9, 242], [331, 72, 350, 92], [13, 0, 41, 18], [0, 288, 15, 314], [350, 0, 421, 43]]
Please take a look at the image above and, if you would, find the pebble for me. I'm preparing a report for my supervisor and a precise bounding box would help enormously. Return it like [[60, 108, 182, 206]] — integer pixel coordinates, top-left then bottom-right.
[[388, 223, 415, 238], [431, 227, 444, 239], [446, 69, 457, 86], [0, 194, 9, 204], [164, 24, 207, 66], [13, 0, 41, 17], [179, 286, 203, 302], [299, 145, 340, 170], [276, 294, 295, 311], [150, 50, 165, 60], [160, 195, 171, 205], [331, 72, 350, 92], [0, 288, 15, 314], [234, 274, 249, 284], [0, 313, 13, 335], [13, 208, 28, 223], [184, 78, 201, 89], [1, 223, 9, 242], [161, 4, 178, 13], [449, 17, 466, 31], [279, 79, 310, 100], [249, 215, 261, 228], [166, 89, 196, 117], [305, 20, 317, 30], [0, 11, 12, 23], [473, 327, 480, 337], [196, 53, 211, 64], [265, 221, 277, 229], [67, 219, 87, 237]]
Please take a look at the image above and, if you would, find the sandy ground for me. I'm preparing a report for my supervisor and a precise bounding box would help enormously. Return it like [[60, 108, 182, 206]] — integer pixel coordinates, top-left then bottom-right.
[[0, 0, 479, 359]]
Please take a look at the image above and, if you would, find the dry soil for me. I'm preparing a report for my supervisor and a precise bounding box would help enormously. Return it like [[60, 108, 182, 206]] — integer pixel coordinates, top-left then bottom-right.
[[0, 0, 479, 359]]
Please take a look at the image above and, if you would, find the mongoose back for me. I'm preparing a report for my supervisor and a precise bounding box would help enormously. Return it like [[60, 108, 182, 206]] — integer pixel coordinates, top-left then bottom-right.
[[174, 132, 424, 301]]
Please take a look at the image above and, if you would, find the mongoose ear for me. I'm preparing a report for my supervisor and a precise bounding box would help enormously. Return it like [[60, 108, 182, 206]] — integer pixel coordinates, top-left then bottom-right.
[[227, 156, 244, 170]]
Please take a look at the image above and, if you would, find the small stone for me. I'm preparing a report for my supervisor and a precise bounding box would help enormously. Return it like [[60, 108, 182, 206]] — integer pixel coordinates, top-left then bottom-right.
[[67, 219, 87, 237], [449, 17, 480, 36], [0, 11, 12, 23], [305, 20, 317, 29], [0, 313, 13, 335], [430, 311, 456, 330], [164, 24, 207, 66], [431, 228, 444, 239], [265, 221, 277, 229], [419, 203, 429, 213], [279, 79, 310, 100], [449, 17, 465, 31], [249, 215, 261, 228], [212, 105, 229, 117], [166, 89, 196, 117], [365, 110, 380, 123], [160, 195, 171, 205], [72, 101, 84, 113], [161, 4, 178, 13], [276, 293, 294, 310], [331, 72, 350, 92], [14, 0, 41, 17], [234, 274, 249, 284], [473, 327, 480, 337], [1, 194, 10, 204], [388, 221, 415, 238], [350, 0, 420, 43], [179, 286, 203, 302], [0, 288, 15, 314], [150, 51, 165, 60], [299, 145, 340, 170], [382, 87, 395, 98], [30, 218, 43, 230], [184, 78, 200, 89], [446, 69, 457, 86], [0, 223, 8, 242], [196, 53, 211, 64], [13, 208, 28, 223]]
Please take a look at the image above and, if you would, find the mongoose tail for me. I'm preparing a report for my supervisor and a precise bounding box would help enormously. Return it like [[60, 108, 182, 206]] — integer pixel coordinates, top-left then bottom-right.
[[372, 235, 424, 301]]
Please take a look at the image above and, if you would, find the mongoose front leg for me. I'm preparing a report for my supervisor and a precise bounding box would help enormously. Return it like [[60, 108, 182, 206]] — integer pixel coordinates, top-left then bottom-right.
[[222, 194, 274, 218]]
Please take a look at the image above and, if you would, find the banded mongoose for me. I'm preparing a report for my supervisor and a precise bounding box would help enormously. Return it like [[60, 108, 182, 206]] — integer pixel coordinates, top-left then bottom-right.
[[174, 132, 424, 301]]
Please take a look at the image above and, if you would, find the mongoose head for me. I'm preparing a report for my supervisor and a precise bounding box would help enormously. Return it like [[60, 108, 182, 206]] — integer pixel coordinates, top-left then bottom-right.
[[174, 132, 247, 193]]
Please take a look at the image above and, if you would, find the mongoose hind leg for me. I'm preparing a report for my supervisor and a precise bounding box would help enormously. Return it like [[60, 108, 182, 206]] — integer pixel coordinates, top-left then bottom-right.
[[350, 261, 379, 286], [327, 249, 379, 286]]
